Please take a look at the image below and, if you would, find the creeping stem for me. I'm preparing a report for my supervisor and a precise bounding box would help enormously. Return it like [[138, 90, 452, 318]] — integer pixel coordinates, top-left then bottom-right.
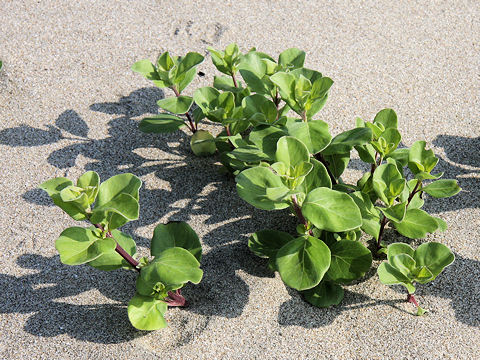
[[94, 224, 140, 272], [171, 86, 197, 133]]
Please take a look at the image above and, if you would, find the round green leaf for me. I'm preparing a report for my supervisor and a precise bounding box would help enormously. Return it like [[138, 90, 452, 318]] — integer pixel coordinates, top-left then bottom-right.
[[372, 163, 405, 204], [157, 96, 193, 114], [228, 145, 270, 163], [393, 208, 439, 239], [139, 114, 185, 133], [141, 247, 203, 287], [77, 171, 100, 204], [348, 191, 381, 238], [193, 87, 220, 113], [387, 243, 415, 264], [88, 230, 137, 271], [378, 202, 406, 223], [284, 119, 332, 154], [276, 236, 331, 291], [275, 136, 310, 168], [302, 188, 362, 232], [242, 94, 277, 123], [373, 108, 398, 129], [236, 167, 290, 210], [278, 48, 306, 69], [96, 173, 141, 204], [127, 294, 168, 330], [248, 125, 286, 159], [298, 158, 332, 194], [408, 140, 438, 175], [326, 240, 372, 284], [39, 177, 88, 221], [270, 72, 298, 110], [423, 179, 461, 198], [390, 254, 417, 277], [322, 127, 373, 155], [131, 59, 160, 80], [302, 281, 344, 308], [151, 221, 202, 262], [323, 152, 350, 178], [94, 173, 141, 229], [239, 52, 271, 94], [248, 230, 295, 258], [413, 242, 455, 279], [377, 262, 415, 294], [190, 130, 216, 157], [55, 227, 116, 265], [174, 52, 204, 79]]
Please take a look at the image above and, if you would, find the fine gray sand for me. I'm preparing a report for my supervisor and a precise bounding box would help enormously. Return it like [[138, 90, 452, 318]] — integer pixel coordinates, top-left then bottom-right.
[[1, 1, 479, 359]]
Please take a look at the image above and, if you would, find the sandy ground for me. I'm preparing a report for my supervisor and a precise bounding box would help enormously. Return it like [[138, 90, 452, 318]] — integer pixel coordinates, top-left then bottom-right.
[[0, 1, 479, 359]]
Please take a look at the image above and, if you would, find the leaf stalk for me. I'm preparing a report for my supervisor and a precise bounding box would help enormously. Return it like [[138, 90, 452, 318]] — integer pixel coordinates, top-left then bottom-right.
[[171, 86, 197, 133]]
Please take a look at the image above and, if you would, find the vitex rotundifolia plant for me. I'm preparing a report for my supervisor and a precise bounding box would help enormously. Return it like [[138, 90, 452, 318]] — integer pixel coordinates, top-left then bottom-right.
[[40, 171, 203, 330], [132, 44, 460, 312]]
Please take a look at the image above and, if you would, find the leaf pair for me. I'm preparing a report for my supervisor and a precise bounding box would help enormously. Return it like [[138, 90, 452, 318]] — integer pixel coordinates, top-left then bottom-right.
[[132, 51, 204, 92], [377, 242, 454, 294], [40, 172, 142, 267], [270, 70, 333, 119], [40, 171, 100, 221], [55, 227, 137, 270], [128, 222, 203, 330]]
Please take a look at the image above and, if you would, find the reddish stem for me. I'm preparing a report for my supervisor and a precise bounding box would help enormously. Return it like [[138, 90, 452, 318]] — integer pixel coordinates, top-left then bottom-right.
[[94, 224, 140, 271], [231, 73, 238, 88], [171, 86, 197, 133], [165, 289, 186, 307], [406, 180, 421, 207], [292, 195, 313, 236], [376, 215, 389, 250], [371, 152, 379, 174], [407, 293, 419, 307]]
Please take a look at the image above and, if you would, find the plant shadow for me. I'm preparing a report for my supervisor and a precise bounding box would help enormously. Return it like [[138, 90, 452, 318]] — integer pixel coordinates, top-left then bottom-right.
[[4, 88, 478, 342], [277, 252, 480, 328], [0, 254, 139, 344], [3, 87, 296, 344]]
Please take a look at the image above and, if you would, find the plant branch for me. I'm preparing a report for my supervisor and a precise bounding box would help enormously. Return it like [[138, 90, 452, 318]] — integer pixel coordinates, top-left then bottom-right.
[[406, 179, 421, 207], [291, 195, 313, 236], [94, 224, 140, 271], [371, 152, 379, 175], [231, 72, 238, 88], [171, 86, 197, 133], [301, 110, 307, 122], [376, 215, 389, 250], [314, 153, 337, 185]]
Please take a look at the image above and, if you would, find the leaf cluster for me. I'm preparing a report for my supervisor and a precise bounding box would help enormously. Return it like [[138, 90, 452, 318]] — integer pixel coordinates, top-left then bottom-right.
[[40, 172, 203, 330], [377, 242, 454, 315], [132, 45, 460, 310]]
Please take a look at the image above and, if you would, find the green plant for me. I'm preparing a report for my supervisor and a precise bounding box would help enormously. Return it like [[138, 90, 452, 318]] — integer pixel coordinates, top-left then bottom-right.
[[40, 171, 203, 330], [377, 242, 454, 315], [132, 44, 460, 312]]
